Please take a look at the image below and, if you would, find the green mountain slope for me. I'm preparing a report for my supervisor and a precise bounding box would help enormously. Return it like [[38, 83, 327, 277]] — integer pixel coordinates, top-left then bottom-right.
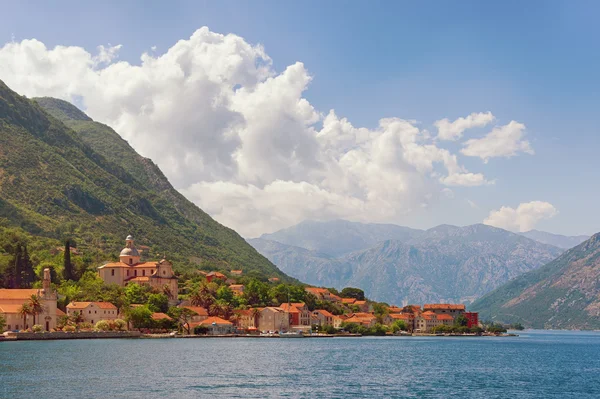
[[0, 80, 291, 281], [470, 233, 600, 329]]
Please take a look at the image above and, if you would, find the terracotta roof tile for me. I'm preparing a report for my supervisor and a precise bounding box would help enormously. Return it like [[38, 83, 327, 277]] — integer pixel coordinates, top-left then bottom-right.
[[181, 306, 208, 316], [0, 289, 41, 299], [151, 312, 172, 321], [423, 304, 466, 311]]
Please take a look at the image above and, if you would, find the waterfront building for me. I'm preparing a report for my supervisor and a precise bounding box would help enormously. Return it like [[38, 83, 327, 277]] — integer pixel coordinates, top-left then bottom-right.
[[464, 312, 479, 328], [423, 304, 466, 318], [0, 268, 58, 332], [97, 235, 178, 303], [193, 316, 234, 335], [312, 309, 335, 327], [179, 306, 209, 323], [66, 302, 118, 325], [258, 307, 290, 332], [415, 311, 454, 332]]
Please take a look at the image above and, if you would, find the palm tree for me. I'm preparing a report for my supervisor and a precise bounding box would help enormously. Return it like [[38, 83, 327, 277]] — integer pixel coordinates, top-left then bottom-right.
[[28, 295, 44, 325], [251, 308, 262, 329], [209, 303, 222, 317], [19, 303, 31, 330], [222, 304, 233, 320], [162, 284, 174, 300]]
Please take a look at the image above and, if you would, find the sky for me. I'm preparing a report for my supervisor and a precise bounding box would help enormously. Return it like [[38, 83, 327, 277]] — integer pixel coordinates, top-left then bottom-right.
[[0, 0, 598, 237]]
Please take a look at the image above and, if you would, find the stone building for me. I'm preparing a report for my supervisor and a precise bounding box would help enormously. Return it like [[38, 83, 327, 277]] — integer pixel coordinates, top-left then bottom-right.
[[0, 268, 58, 332], [66, 302, 119, 325], [97, 235, 178, 303]]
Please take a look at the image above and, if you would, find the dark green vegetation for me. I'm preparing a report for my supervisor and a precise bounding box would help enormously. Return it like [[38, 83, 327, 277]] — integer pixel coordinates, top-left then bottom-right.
[[0, 79, 291, 283], [471, 233, 600, 329]]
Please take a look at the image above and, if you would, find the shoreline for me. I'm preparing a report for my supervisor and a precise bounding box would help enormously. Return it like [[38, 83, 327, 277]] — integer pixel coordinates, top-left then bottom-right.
[[1, 331, 518, 341]]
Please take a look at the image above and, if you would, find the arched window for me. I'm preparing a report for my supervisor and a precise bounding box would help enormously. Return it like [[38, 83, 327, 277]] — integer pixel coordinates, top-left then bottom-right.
[[142, 270, 145, 276], [111, 269, 115, 276], [129, 258, 133, 265]]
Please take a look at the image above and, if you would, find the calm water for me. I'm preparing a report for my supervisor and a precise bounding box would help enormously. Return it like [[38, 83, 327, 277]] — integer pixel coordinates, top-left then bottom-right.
[[1, 331, 600, 398]]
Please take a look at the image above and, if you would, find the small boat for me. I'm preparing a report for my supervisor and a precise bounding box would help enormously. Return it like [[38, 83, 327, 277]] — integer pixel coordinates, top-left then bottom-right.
[[279, 331, 304, 338]]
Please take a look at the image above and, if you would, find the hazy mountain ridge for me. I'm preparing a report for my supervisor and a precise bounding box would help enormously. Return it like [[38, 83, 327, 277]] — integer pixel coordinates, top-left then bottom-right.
[[471, 233, 600, 329], [518, 229, 589, 249], [249, 221, 563, 305], [259, 219, 423, 257]]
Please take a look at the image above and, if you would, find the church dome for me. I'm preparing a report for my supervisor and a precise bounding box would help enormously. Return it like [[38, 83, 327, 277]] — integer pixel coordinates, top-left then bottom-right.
[[120, 247, 139, 257]]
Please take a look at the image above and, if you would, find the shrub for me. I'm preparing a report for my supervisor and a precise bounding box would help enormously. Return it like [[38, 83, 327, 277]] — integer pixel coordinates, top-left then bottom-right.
[[79, 322, 93, 331], [113, 319, 127, 331], [194, 325, 209, 335], [64, 325, 76, 332], [32, 324, 44, 333], [95, 320, 110, 331]]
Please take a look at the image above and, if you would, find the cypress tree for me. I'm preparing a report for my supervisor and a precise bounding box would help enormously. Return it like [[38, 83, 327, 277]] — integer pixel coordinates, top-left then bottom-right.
[[20, 244, 35, 288], [63, 239, 74, 281], [12, 244, 22, 288]]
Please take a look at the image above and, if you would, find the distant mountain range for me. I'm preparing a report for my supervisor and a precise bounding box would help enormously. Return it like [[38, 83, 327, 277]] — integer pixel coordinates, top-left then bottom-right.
[[249, 221, 565, 305], [471, 233, 600, 329], [518, 230, 589, 249]]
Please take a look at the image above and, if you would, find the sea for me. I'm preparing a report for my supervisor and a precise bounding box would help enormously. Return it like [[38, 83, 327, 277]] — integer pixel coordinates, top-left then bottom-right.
[[1, 330, 600, 398]]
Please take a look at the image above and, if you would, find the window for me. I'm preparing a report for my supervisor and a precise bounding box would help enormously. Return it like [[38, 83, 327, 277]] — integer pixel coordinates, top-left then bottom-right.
[[142, 270, 145, 276], [129, 258, 133, 265], [163, 271, 166, 275], [111, 269, 115, 276], [7, 325, 10, 330], [134, 270, 137, 276], [127, 270, 129, 276], [95, 311, 97, 314], [89, 311, 91, 314]]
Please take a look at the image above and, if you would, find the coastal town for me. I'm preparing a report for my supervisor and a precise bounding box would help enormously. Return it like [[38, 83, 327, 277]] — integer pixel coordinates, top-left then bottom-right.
[[1, 235, 502, 340]]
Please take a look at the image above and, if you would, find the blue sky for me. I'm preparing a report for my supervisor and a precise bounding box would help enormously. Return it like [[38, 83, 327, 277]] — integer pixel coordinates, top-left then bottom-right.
[[1, 1, 599, 236]]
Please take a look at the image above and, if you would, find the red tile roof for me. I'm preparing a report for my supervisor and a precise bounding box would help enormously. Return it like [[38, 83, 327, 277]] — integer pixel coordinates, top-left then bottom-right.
[[151, 312, 172, 321], [314, 309, 334, 317], [56, 308, 66, 316], [200, 316, 233, 326], [437, 314, 454, 321], [67, 301, 117, 310], [0, 289, 41, 299], [181, 306, 208, 316], [423, 304, 466, 311], [0, 304, 25, 313], [341, 298, 356, 304], [279, 303, 300, 313]]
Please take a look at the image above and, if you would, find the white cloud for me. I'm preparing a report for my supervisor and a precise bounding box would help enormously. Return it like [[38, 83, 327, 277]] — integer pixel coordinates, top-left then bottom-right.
[[483, 201, 558, 232], [434, 111, 495, 141], [461, 121, 534, 162], [0, 27, 511, 237]]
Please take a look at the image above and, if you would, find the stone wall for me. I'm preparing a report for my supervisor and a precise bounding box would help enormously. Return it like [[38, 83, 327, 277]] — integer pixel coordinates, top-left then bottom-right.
[[6, 331, 141, 340]]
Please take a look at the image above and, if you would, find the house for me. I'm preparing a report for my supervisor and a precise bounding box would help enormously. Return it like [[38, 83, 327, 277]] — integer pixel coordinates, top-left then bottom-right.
[[464, 312, 479, 328], [230, 270, 243, 276], [151, 312, 172, 322], [234, 309, 258, 330], [97, 236, 178, 303], [341, 298, 356, 305], [343, 313, 377, 327], [0, 268, 58, 332], [194, 316, 235, 335], [332, 315, 343, 329], [280, 302, 311, 326], [205, 271, 227, 283], [305, 287, 337, 301], [66, 302, 118, 325], [179, 306, 209, 323], [384, 313, 415, 330], [258, 307, 290, 332], [268, 277, 280, 283], [229, 284, 245, 295], [423, 304, 465, 318], [415, 311, 454, 332], [388, 306, 403, 314], [312, 309, 335, 327]]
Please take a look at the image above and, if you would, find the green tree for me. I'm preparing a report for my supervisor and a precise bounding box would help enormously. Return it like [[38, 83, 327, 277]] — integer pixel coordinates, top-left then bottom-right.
[[216, 285, 234, 303], [126, 305, 153, 329], [454, 314, 468, 327], [147, 293, 169, 313], [19, 303, 31, 330], [168, 306, 196, 334], [0, 315, 6, 332], [124, 283, 150, 304], [391, 320, 407, 333], [340, 287, 365, 300], [63, 239, 75, 281]]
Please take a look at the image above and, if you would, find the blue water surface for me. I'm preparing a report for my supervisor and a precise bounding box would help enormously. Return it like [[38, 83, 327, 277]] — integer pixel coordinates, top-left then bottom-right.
[[1, 330, 600, 398]]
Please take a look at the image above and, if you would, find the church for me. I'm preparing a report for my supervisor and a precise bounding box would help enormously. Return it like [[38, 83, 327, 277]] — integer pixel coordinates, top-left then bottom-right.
[[98, 235, 178, 302]]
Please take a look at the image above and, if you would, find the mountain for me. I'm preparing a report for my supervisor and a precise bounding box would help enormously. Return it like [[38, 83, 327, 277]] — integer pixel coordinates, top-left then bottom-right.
[[471, 233, 600, 329], [519, 230, 589, 249], [249, 223, 563, 305], [0, 80, 291, 281], [247, 238, 351, 287], [259, 219, 423, 257]]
